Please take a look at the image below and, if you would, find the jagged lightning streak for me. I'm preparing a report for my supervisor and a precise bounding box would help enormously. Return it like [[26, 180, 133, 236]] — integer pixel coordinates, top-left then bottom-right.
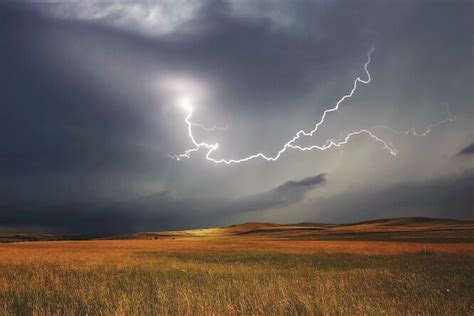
[[371, 104, 455, 136], [170, 48, 452, 164], [191, 122, 228, 132]]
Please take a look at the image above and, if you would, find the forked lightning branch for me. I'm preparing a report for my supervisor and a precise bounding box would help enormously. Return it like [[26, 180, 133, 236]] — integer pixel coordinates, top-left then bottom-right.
[[170, 48, 454, 165]]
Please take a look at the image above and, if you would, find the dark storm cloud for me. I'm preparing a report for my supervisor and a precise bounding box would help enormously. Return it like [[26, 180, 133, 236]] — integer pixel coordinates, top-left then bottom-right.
[[0, 174, 326, 235], [0, 0, 472, 233], [0, 3, 175, 201], [0, 1, 359, 200], [313, 170, 474, 223], [228, 173, 327, 213], [458, 143, 474, 156], [0, 192, 212, 235], [2, 0, 471, 178]]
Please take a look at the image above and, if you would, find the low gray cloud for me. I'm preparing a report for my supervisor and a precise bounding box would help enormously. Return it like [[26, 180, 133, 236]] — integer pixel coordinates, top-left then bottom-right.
[[0, 174, 326, 235], [229, 173, 327, 213], [312, 169, 474, 223], [458, 142, 474, 156]]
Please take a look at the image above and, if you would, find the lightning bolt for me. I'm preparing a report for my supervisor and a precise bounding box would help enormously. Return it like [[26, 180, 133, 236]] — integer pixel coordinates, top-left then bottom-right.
[[191, 122, 228, 132], [170, 48, 453, 164], [371, 104, 455, 136]]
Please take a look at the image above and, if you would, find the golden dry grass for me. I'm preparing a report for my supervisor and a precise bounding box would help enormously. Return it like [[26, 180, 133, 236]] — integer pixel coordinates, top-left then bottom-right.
[[0, 238, 473, 315]]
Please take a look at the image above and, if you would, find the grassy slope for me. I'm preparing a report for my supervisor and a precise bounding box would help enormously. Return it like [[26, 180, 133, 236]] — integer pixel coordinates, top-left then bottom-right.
[[2, 217, 472, 243], [116, 217, 474, 243]]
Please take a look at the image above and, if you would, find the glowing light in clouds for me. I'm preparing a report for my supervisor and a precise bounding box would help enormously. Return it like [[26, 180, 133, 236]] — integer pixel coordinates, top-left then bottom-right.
[[170, 48, 454, 164]]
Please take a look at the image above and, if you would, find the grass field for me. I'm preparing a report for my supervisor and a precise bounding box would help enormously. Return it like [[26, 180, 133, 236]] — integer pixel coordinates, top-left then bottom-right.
[[1, 219, 473, 315], [0, 237, 473, 315]]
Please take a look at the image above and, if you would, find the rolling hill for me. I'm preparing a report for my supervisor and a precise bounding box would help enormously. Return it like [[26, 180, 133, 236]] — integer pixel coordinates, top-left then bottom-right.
[[0, 232, 93, 243], [1, 217, 472, 243], [112, 217, 474, 243]]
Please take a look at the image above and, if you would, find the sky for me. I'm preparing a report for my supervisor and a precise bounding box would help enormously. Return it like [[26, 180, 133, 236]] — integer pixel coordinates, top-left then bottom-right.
[[1, 0, 473, 235]]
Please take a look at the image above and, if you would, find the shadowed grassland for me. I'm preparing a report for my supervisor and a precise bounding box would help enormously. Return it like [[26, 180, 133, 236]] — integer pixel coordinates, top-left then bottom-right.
[[0, 240, 472, 315]]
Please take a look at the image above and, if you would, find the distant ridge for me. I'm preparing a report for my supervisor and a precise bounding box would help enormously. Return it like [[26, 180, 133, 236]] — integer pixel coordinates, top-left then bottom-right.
[[350, 217, 472, 226], [0, 232, 92, 243], [109, 217, 474, 243], [1, 217, 473, 243], [225, 222, 283, 229]]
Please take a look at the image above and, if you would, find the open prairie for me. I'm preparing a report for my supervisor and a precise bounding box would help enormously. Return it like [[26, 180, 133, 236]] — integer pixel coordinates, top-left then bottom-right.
[[1, 218, 473, 315], [4, 0, 472, 314]]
